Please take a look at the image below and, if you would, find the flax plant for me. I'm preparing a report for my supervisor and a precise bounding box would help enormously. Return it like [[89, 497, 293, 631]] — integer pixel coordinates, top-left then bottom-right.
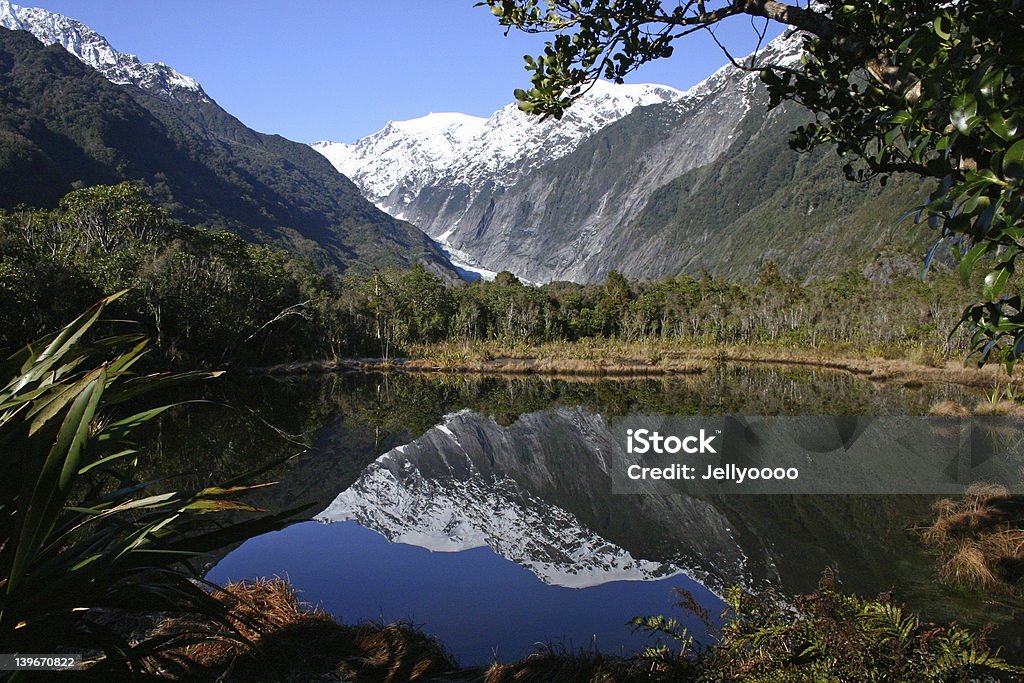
[[0, 292, 301, 675]]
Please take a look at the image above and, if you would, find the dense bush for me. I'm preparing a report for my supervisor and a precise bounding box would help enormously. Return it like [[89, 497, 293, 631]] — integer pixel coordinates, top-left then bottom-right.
[[0, 184, 321, 366], [0, 184, 980, 367]]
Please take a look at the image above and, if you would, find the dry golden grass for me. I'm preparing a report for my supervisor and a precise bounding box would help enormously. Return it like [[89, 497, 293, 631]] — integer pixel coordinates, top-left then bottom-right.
[[383, 340, 1015, 388], [973, 399, 1024, 416], [919, 484, 1024, 594], [939, 542, 1000, 587], [253, 338, 1022, 389], [147, 578, 456, 682], [966, 482, 1013, 500], [985, 527, 1024, 560], [927, 400, 972, 416]]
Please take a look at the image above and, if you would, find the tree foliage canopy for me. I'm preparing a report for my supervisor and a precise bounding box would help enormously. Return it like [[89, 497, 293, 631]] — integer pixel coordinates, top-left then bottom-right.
[[482, 0, 1024, 368], [0, 183, 977, 367]]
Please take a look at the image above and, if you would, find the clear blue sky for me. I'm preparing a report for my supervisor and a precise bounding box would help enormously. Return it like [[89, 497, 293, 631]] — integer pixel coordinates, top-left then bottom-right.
[[28, 1, 784, 143]]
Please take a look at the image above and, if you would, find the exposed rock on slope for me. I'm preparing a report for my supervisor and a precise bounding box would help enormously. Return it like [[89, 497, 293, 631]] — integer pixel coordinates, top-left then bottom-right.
[[321, 31, 929, 283]]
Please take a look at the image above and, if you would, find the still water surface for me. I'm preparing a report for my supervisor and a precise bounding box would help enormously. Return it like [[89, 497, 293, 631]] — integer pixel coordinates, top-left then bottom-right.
[[156, 367, 1021, 665]]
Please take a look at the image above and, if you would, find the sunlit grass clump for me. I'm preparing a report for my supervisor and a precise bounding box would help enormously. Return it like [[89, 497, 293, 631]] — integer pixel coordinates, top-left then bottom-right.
[[921, 483, 1024, 594]]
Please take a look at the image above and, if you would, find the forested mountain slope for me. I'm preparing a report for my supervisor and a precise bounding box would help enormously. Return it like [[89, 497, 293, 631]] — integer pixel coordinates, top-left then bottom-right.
[[324, 31, 932, 283], [0, 23, 453, 275]]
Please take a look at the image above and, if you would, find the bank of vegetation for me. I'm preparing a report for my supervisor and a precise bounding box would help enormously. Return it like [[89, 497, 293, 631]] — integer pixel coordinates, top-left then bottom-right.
[[1, 184, 987, 374], [126, 573, 1023, 681], [2, 185, 1022, 679]]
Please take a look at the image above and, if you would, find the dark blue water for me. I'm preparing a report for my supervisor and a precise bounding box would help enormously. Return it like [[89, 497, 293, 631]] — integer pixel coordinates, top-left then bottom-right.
[[208, 520, 722, 666], [191, 373, 1021, 662]]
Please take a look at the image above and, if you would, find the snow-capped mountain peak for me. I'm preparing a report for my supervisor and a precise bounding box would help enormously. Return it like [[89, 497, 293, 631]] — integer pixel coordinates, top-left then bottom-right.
[[313, 111, 487, 202], [0, 0, 209, 101], [390, 111, 487, 137], [311, 30, 804, 283], [558, 79, 686, 119], [312, 80, 684, 210]]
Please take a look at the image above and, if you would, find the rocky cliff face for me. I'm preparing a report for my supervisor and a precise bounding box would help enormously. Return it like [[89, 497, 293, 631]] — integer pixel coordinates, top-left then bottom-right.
[[321, 31, 930, 283], [439, 67, 768, 283]]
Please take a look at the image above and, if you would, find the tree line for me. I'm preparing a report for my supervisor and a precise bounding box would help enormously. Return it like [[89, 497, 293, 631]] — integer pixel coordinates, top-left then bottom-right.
[[485, 0, 1024, 369], [0, 184, 975, 368]]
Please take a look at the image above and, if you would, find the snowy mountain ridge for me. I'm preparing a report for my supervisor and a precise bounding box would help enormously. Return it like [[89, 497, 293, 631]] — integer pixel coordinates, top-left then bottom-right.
[[311, 31, 806, 281], [317, 409, 691, 590], [315, 112, 489, 211], [313, 80, 685, 216], [0, 0, 209, 101]]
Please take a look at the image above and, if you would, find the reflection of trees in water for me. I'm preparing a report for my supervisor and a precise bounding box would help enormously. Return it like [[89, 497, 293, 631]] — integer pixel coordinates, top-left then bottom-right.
[[138, 368, 1017, 647], [141, 366, 981, 488]]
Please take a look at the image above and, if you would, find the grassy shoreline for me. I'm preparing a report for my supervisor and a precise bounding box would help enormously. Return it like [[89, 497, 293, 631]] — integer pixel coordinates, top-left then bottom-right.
[[255, 339, 1018, 389]]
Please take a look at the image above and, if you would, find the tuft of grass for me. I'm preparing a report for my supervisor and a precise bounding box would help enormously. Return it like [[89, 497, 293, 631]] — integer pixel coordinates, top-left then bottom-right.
[[918, 483, 1024, 595], [939, 542, 1000, 588], [927, 400, 972, 416], [973, 399, 1024, 416]]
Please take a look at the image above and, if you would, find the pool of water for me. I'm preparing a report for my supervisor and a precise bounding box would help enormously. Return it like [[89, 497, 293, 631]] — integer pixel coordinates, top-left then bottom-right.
[[209, 521, 721, 665], [144, 367, 1022, 662]]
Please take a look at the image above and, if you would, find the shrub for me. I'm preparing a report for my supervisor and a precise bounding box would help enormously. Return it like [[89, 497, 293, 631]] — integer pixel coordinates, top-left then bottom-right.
[[632, 573, 1022, 681], [0, 293, 299, 674]]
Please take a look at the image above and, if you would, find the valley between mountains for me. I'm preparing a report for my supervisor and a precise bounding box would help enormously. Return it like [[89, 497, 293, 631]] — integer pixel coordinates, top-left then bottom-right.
[[2, 0, 930, 286], [2, 2, 1024, 680], [313, 31, 932, 285]]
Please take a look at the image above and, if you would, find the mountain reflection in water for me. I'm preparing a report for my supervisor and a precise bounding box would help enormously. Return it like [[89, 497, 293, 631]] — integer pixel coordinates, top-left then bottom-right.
[[197, 369, 1019, 662]]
